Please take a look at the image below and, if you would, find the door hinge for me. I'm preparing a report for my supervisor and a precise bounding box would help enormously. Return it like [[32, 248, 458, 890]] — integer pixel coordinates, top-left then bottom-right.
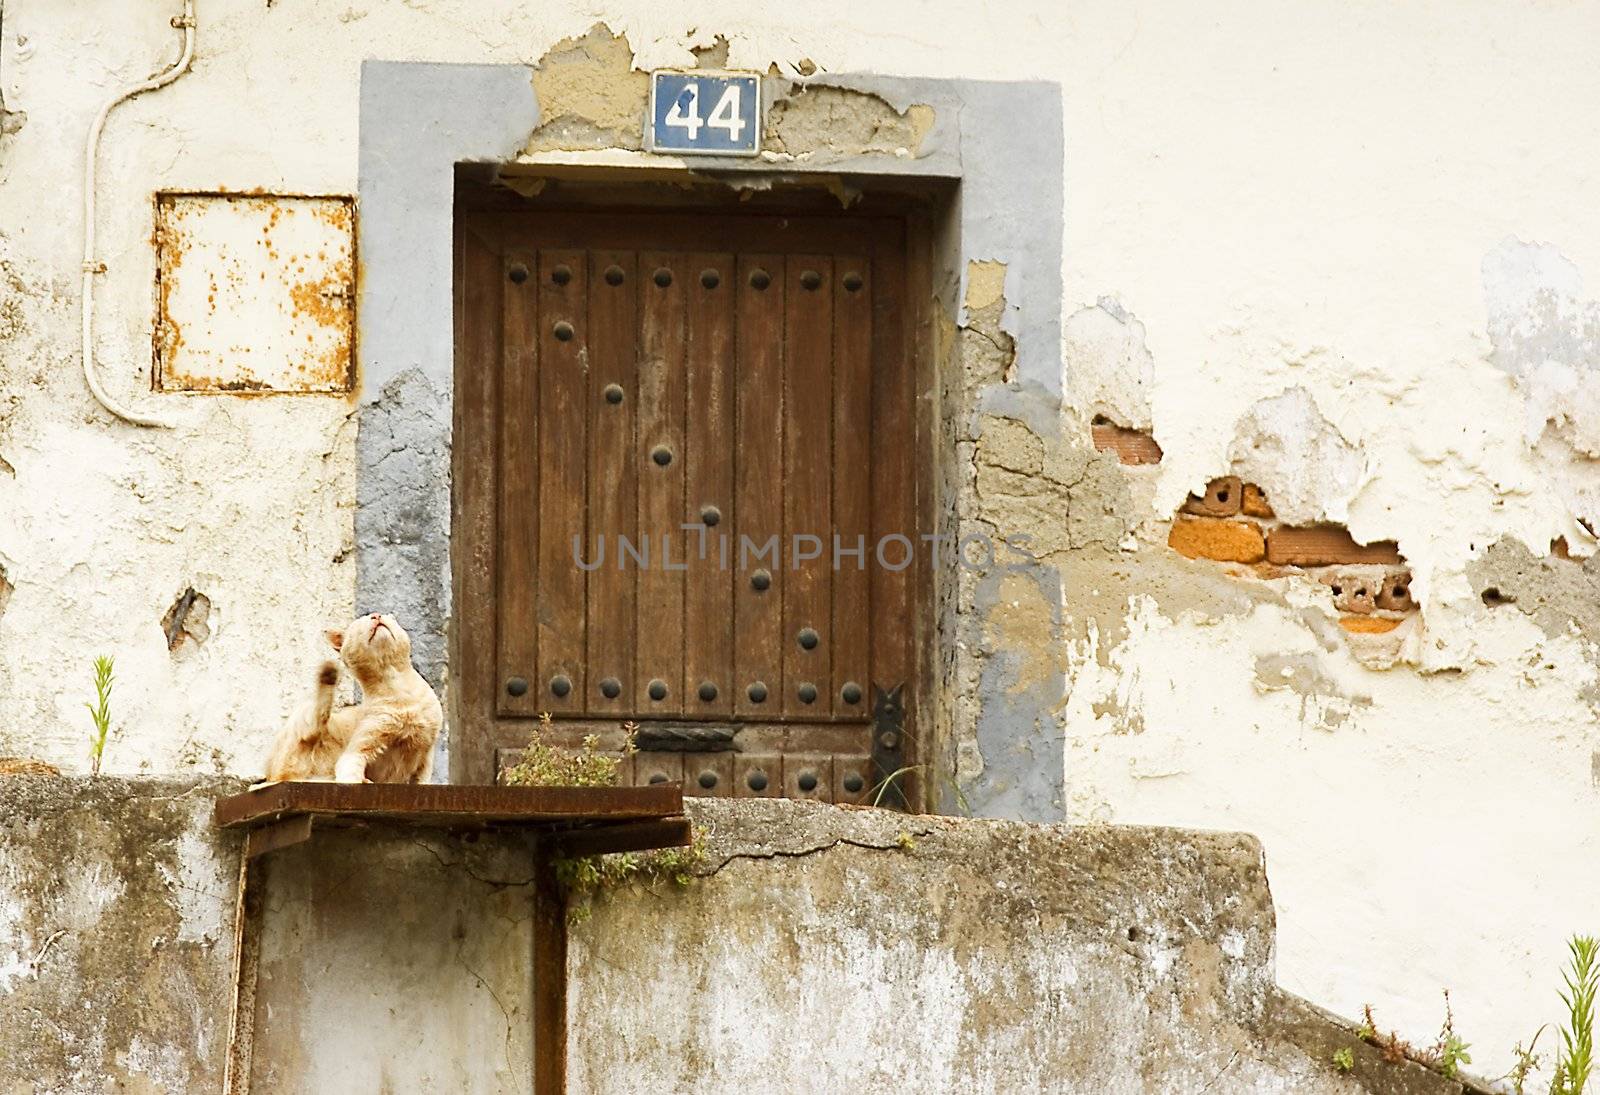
[[870, 683, 908, 810]]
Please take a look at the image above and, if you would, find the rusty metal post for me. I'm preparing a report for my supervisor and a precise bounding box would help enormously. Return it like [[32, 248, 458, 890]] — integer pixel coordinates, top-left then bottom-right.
[[531, 837, 568, 1095], [221, 846, 265, 1095]]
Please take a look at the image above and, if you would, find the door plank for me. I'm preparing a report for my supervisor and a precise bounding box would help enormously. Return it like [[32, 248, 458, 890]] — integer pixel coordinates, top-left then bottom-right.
[[683, 253, 736, 718], [454, 226, 502, 782], [781, 256, 834, 719], [831, 253, 872, 719], [534, 250, 588, 715], [497, 249, 540, 717], [635, 253, 688, 717], [584, 251, 638, 716], [870, 232, 914, 785], [733, 254, 786, 719]]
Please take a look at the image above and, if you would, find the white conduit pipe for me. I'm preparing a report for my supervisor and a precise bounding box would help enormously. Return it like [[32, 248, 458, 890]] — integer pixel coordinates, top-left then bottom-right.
[[80, 0, 195, 428]]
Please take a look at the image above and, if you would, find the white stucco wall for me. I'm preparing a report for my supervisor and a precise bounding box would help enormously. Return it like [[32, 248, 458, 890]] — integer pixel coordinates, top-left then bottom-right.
[[3, 0, 1599, 1080]]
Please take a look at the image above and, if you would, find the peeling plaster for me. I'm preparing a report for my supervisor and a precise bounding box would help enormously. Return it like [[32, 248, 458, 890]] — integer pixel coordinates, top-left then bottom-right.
[[524, 26, 648, 153], [1468, 536, 1600, 649], [1252, 652, 1373, 732], [1484, 238, 1600, 536], [765, 85, 934, 159], [1227, 388, 1366, 527], [1064, 297, 1155, 431]]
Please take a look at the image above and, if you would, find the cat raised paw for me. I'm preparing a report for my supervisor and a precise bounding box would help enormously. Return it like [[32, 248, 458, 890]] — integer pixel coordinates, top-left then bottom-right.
[[263, 613, 443, 784]]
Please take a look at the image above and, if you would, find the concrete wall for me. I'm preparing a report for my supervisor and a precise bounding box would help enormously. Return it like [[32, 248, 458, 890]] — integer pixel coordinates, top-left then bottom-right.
[[0, 778, 1482, 1094], [1, 0, 1599, 1077], [0, 775, 537, 1093]]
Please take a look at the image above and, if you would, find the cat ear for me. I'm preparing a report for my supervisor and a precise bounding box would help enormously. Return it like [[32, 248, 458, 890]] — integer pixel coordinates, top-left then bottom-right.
[[324, 628, 345, 651]]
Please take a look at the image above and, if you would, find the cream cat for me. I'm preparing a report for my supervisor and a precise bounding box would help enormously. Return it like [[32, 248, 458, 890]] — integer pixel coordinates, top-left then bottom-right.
[[264, 613, 443, 784]]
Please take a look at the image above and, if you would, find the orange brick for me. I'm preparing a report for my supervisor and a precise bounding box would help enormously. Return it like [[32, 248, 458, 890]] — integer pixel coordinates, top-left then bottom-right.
[[1265, 525, 1401, 567], [1241, 482, 1274, 519], [1181, 476, 1243, 517], [1091, 422, 1163, 465], [1168, 517, 1265, 563], [1339, 615, 1401, 634]]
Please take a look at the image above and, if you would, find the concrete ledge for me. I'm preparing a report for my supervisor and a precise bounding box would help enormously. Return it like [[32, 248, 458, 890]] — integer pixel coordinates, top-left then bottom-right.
[[570, 798, 1484, 1093]]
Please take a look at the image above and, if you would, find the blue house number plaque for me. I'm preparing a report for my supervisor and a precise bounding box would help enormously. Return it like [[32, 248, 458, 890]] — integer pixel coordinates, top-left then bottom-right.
[[647, 72, 762, 157]]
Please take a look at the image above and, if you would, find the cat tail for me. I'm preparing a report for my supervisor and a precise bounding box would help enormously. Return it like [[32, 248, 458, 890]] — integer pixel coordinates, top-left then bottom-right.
[[304, 660, 338, 741]]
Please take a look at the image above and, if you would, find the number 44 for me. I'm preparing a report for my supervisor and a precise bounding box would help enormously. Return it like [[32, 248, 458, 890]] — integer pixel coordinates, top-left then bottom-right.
[[665, 83, 746, 142]]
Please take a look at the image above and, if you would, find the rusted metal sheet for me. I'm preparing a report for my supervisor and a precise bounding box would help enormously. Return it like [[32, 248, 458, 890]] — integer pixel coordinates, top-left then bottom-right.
[[214, 781, 684, 829], [546, 818, 692, 858], [531, 845, 567, 1095], [242, 813, 313, 859], [154, 192, 355, 393]]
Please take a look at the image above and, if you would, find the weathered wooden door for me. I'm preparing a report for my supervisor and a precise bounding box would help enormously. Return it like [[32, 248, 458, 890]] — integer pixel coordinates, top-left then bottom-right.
[[456, 206, 920, 805]]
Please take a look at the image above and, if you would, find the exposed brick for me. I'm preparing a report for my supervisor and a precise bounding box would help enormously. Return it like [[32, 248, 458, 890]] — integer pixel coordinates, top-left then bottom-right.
[[1090, 422, 1163, 465], [1375, 571, 1414, 612], [1181, 476, 1242, 517], [1338, 615, 1401, 634], [1323, 572, 1377, 614], [1241, 482, 1274, 519], [1168, 517, 1265, 563], [1265, 526, 1401, 567]]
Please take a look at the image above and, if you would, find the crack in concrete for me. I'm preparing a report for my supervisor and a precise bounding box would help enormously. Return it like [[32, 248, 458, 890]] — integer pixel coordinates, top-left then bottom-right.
[[406, 838, 535, 889], [699, 834, 914, 878], [1198, 1049, 1241, 1092], [453, 939, 516, 1075]]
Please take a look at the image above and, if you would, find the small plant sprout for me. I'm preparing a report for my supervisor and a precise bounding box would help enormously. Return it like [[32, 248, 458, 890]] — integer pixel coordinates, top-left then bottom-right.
[[85, 655, 114, 776], [1355, 994, 1469, 1080], [554, 832, 708, 925], [1436, 990, 1471, 1079], [870, 764, 919, 807], [1557, 935, 1598, 1095], [1504, 1026, 1546, 1095], [1331, 1047, 1354, 1073], [502, 713, 636, 788]]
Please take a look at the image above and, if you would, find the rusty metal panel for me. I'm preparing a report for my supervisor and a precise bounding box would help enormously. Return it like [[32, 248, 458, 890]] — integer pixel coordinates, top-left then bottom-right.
[[154, 192, 355, 393], [547, 818, 692, 859], [213, 781, 684, 829]]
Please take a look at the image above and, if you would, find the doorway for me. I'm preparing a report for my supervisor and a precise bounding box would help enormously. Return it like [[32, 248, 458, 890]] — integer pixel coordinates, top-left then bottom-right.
[[453, 184, 931, 807]]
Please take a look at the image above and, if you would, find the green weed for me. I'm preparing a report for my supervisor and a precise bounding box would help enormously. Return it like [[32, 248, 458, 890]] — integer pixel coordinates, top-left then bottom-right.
[[84, 655, 113, 776]]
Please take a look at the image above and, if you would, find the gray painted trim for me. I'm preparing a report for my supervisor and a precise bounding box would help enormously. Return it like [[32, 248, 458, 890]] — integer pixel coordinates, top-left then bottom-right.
[[354, 61, 1064, 818], [355, 60, 537, 693]]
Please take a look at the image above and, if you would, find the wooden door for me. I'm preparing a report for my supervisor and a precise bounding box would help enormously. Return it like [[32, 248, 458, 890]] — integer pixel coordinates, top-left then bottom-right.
[[455, 207, 920, 806]]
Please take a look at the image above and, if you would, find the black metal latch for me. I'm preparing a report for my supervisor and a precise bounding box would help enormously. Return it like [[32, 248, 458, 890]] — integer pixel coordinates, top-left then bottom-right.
[[870, 683, 908, 810]]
